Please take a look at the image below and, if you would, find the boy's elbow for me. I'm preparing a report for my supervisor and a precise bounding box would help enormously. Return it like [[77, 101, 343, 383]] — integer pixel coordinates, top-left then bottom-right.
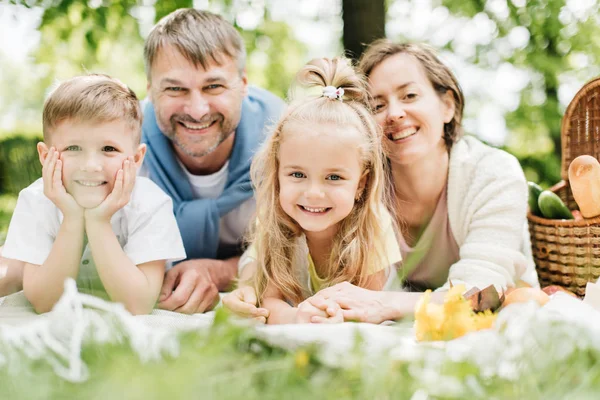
[[23, 281, 54, 314], [121, 295, 156, 315], [24, 289, 54, 314], [125, 303, 154, 316]]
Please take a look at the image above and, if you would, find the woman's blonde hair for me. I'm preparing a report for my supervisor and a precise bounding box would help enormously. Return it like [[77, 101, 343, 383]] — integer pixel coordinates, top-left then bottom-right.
[[249, 57, 390, 305], [358, 40, 464, 150]]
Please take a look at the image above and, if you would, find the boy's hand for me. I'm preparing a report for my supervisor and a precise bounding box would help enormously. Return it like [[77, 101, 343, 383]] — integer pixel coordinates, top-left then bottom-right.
[[42, 147, 83, 219], [85, 157, 135, 222]]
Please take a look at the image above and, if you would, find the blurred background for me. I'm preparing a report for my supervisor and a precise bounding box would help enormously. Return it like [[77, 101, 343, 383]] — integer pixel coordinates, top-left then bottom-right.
[[1, 0, 600, 243]]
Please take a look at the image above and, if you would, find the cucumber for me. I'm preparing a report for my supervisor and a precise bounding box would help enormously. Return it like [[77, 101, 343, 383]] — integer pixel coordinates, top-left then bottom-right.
[[528, 182, 543, 216], [538, 190, 574, 220]]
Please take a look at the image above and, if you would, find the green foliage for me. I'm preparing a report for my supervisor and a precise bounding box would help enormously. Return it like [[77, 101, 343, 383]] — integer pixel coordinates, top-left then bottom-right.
[[35, 0, 147, 98], [441, 0, 600, 187], [241, 19, 307, 100], [154, 0, 193, 22], [0, 134, 42, 196], [2, 317, 600, 398], [0, 194, 17, 245]]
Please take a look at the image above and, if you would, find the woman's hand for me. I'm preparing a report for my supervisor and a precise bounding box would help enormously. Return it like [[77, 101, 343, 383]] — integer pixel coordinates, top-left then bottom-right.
[[222, 286, 270, 323]]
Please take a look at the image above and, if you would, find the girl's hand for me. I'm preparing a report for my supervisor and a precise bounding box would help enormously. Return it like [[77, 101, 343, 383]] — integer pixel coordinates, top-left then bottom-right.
[[295, 297, 329, 324], [304, 294, 344, 324], [222, 286, 270, 323], [317, 282, 390, 323], [85, 157, 135, 222], [42, 147, 83, 219]]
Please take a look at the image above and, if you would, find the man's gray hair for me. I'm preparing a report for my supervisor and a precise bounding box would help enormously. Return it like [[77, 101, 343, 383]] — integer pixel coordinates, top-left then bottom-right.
[[144, 8, 246, 79]]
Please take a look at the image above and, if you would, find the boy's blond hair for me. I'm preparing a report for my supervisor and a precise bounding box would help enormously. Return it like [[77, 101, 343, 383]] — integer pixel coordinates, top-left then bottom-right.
[[144, 8, 246, 79], [249, 57, 391, 306], [42, 74, 142, 143]]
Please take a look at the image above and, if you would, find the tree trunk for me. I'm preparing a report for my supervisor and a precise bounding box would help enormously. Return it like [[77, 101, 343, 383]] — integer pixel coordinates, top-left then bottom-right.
[[342, 0, 386, 60]]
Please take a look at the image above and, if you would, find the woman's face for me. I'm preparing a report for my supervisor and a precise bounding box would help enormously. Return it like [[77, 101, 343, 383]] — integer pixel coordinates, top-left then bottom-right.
[[368, 53, 454, 166]]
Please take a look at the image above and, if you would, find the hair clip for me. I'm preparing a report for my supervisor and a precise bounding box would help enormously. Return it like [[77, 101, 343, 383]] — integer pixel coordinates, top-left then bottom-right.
[[322, 86, 345, 101]]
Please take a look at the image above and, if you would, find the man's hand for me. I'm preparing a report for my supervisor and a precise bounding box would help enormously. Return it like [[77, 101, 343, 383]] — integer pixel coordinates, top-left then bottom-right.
[[157, 259, 220, 314], [42, 147, 83, 219], [222, 286, 269, 323], [85, 157, 135, 222]]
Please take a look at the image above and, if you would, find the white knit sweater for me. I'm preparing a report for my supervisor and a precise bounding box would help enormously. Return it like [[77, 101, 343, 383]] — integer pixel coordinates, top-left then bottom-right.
[[443, 135, 539, 292]]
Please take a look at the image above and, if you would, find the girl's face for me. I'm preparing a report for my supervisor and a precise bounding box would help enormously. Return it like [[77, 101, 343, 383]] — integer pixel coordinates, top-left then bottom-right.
[[368, 53, 454, 166], [277, 123, 366, 238]]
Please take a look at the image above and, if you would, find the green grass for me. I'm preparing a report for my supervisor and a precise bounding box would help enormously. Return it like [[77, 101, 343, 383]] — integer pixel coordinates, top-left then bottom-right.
[[0, 193, 16, 245], [2, 313, 600, 399]]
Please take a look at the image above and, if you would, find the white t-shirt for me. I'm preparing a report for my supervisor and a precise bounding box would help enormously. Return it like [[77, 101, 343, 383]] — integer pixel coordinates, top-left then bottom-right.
[[2, 177, 186, 296]]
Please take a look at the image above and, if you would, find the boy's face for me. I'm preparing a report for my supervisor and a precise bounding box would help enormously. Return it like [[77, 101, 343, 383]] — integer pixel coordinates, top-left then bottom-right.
[[38, 119, 146, 209]]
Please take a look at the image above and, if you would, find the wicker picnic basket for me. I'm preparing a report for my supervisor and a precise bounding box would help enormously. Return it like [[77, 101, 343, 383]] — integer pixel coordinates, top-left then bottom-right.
[[528, 77, 600, 296]]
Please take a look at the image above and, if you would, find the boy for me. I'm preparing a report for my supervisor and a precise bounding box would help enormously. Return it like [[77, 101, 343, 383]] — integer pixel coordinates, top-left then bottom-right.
[[2, 74, 186, 315]]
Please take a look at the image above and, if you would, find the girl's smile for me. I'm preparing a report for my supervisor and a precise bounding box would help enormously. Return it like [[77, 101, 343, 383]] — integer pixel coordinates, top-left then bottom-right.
[[277, 122, 366, 236]]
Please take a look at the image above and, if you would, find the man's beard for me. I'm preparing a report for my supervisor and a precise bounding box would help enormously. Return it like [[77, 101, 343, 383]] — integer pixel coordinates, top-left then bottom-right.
[[166, 113, 234, 158]]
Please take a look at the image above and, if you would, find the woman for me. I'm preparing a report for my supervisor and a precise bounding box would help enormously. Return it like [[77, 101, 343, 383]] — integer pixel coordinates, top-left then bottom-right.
[[224, 40, 538, 324]]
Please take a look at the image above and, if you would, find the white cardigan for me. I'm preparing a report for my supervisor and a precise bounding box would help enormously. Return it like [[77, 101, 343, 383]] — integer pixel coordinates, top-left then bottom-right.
[[443, 135, 539, 291]]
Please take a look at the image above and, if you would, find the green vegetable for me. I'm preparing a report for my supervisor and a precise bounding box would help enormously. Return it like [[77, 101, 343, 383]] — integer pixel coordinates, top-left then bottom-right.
[[538, 190, 574, 220], [528, 182, 543, 216]]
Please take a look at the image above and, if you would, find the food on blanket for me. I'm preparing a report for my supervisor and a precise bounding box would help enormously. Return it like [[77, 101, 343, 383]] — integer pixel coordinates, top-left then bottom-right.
[[415, 284, 497, 342], [528, 181, 544, 216], [504, 279, 533, 296], [463, 285, 503, 312], [538, 190, 574, 220], [568, 155, 600, 218], [541, 285, 578, 298], [502, 287, 549, 307]]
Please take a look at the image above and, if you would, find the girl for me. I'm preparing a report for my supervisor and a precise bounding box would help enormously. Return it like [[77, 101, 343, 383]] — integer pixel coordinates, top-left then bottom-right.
[[231, 57, 401, 324]]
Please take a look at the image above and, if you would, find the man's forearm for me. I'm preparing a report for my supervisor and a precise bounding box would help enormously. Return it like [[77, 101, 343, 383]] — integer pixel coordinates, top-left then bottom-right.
[[24, 217, 84, 313], [208, 256, 239, 291]]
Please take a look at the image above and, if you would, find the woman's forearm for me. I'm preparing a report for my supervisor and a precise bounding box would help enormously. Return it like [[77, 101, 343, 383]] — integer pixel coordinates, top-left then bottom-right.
[[23, 216, 85, 313], [380, 291, 445, 320], [85, 219, 160, 315]]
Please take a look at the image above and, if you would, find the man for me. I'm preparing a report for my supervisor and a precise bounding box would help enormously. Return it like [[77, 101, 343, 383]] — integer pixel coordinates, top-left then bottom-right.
[[141, 8, 283, 314]]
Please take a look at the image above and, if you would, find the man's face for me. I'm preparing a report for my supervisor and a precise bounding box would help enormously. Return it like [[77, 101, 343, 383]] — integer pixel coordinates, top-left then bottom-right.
[[148, 45, 248, 160]]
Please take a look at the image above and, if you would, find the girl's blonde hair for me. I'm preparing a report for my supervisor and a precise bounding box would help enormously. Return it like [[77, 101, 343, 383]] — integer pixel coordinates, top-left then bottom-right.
[[249, 57, 390, 305]]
